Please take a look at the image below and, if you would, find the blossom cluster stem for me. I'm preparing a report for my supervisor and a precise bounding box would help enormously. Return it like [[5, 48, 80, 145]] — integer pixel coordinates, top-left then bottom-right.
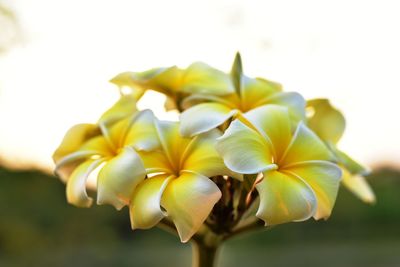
[[191, 240, 219, 267]]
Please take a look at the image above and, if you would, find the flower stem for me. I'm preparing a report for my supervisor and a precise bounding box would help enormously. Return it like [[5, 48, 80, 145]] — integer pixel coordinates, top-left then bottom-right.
[[191, 240, 220, 267], [157, 219, 178, 237]]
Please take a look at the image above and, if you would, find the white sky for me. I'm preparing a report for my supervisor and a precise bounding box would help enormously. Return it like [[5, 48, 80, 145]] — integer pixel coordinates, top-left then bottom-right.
[[0, 0, 399, 171]]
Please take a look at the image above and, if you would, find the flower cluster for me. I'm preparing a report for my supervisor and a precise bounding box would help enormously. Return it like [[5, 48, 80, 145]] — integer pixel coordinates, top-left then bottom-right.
[[53, 54, 374, 242]]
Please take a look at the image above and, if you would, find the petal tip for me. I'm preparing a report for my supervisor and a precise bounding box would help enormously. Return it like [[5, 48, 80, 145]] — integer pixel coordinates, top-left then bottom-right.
[[67, 197, 93, 208]]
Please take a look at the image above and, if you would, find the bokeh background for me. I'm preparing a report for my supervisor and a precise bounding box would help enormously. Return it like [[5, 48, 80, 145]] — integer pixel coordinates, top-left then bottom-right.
[[1, 0, 399, 266]]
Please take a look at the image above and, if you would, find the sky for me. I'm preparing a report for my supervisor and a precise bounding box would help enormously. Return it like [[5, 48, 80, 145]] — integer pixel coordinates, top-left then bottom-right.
[[0, 0, 399, 172]]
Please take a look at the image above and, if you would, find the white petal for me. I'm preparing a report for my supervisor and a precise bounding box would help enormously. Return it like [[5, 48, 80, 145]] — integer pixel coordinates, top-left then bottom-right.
[[266, 92, 306, 122], [161, 172, 221, 242], [97, 147, 146, 209], [283, 161, 342, 219], [256, 170, 317, 225], [216, 120, 273, 174], [66, 159, 104, 207], [130, 174, 173, 229], [180, 103, 237, 137]]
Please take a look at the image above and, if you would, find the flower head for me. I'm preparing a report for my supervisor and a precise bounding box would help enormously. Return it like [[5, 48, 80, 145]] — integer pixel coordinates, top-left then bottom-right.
[[110, 62, 234, 110], [53, 54, 369, 245], [179, 53, 306, 137], [216, 105, 342, 225], [53, 95, 159, 209], [130, 120, 238, 242]]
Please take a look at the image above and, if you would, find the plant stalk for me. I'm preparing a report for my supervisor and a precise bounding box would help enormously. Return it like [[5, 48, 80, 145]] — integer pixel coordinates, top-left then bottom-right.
[[191, 240, 220, 267]]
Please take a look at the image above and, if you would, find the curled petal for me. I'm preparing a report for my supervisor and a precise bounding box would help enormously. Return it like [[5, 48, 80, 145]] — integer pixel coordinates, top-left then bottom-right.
[[307, 99, 345, 144], [109, 72, 145, 100], [244, 105, 292, 159], [127, 67, 183, 96], [130, 174, 173, 229], [66, 159, 104, 208], [342, 168, 376, 204], [53, 123, 98, 163], [280, 122, 334, 166], [216, 120, 273, 174], [266, 92, 306, 122], [161, 172, 221, 242], [55, 136, 112, 182], [256, 170, 317, 225], [97, 147, 146, 209], [283, 161, 342, 220], [111, 67, 183, 97], [180, 103, 237, 137], [54, 151, 98, 182]]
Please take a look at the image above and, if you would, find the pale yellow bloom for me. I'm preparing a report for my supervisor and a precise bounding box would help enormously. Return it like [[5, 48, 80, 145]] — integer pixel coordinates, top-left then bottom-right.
[[53, 94, 138, 171], [216, 105, 342, 225], [53, 56, 368, 246], [110, 62, 234, 110], [53, 95, 159, 209], [129, 120, 239, 242], [307, 99, 375, 203], [180, 54, 305, 137]]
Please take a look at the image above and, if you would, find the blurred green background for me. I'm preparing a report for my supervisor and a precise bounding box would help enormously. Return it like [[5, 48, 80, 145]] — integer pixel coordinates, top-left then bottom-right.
[[1, 166, 399, 267]]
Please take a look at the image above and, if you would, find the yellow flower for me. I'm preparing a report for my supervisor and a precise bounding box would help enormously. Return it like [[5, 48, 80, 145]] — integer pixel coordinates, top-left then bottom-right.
[[53, 95, 159, 209], [54, 56, 370, 247], [129, 120, 239, 242], [180, 53, 306, 137], [52, 94, 139, 173], [216, 105, 342, 225], [307, 99, 375, 203], [110, 62, 234, 110]]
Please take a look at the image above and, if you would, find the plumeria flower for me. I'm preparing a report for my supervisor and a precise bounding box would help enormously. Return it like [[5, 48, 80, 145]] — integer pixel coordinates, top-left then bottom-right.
[[110, 62, 234, 111], [216, 105, 342, 225], [53, 95, 159, 209], [307, 99, 375, 203], [53, 56, 373, 267], [179, 54, 306, 137], [129, 120, 239, 242], [52, 94, 139, 175]]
